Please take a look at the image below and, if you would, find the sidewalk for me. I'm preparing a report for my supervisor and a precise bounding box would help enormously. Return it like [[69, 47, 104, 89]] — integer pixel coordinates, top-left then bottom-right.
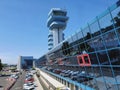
[[33, 74, 44, 90]]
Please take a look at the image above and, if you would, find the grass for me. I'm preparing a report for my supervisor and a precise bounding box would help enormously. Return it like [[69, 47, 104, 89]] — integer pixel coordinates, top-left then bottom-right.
[[0, 71, 11, 76]]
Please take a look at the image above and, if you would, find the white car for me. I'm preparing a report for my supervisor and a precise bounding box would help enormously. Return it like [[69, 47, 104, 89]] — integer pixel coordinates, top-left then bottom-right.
[[10, 74, 19, 79], [23, 87, 36, 90], [23, 82, 36, 89], [23, 85, 34, 90], [23, 82, 36, 86], [14, 75, 19, 79], [31, 70, 36, 74]]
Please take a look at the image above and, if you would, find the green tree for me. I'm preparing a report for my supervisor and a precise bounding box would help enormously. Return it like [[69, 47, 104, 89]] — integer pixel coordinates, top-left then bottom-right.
[[0, 59, 3, 71], [78, 42, 90, 53], [86, 32, 91, 39], [111, 12, 120, 26], [62, 41, 71, 55]]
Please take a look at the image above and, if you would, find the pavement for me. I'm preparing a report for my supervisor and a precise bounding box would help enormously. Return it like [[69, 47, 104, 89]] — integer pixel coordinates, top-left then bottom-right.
[[0, 76, 9, 90], [33, 74, 44, 90]]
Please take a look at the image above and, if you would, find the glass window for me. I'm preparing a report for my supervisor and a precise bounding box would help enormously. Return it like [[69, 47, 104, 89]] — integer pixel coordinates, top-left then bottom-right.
[[97, 51, 110, 65], [89, 53, 99, 65], [82, 26, 91, 40], [101, 67, 113, 79], [70, 56, 78, 65], [87, 40, 95, 52], [84, 41, 90, 52], [53, 11, 66, 16], [108, 48, 120, 65], [92, 37, 105, 50], [116, 27, 120, 41], [99, 11, 114, 33], [77, 42, 82, 54], [72, 33, 78, 42], [79, 43, 86, 52], [77, 42, 90, 54], [71, 45, 78, 56], [102, 31, 119, 49], [89, 20, 100, 38], [111, 6, 120, 28], [77, 30, 84, 43], [67, 37, 73, 44]]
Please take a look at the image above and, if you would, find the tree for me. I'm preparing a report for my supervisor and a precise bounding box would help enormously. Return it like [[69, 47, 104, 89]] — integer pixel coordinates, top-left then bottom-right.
[[62, 42, 67, 55], [77, 42, 91, 53], [118, 12, 120, 17], [86, 32, 91, 39], [0, 59, 3, 71], [114, 17, 120, 23], [62, 41, 71, 55], [111, 12, 120, 26]]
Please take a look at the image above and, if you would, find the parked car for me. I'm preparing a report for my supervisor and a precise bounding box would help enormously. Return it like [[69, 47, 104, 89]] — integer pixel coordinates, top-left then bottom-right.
[[26, 72, 33, 77], [63, 70, 72, 77], [60, 70, 71, 77], [60, 70, 67, 76], [10, 74, 19, 79], [23, 88, 36, 90], [23, 82, 36, 88], [64, 71, 74, 77], [78, 76, 93, 83], [25, 77, 34, 83], [47, 67, 54, 72], [53, 69, 62, 74], [76, 71, 93, 82], [76, 72, 88, 82], [70, 71, 86, 81], [70, 71, 79, 80], [31, 70, 36, 74], [26, 76, 32, 79], [23, 83, 35, 90]]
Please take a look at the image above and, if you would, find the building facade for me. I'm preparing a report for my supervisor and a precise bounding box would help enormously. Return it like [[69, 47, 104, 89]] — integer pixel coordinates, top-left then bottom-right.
[[48, 31, 65, 50], [37, 1, 120, 90], [17, 56, 34, 70], [48, 31, 53, 50]]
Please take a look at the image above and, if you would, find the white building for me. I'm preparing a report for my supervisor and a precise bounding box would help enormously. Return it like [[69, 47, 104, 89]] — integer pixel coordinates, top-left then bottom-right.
[[47, 8, 69, 50]]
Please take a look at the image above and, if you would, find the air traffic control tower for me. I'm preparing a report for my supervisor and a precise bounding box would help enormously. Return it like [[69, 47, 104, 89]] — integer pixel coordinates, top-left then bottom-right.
[[47, 8, 69, 49]]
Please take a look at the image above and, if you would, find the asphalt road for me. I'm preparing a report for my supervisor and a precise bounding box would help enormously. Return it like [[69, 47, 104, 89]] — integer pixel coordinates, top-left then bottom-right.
[[0, 76, 9, 90], [11, 71, 26, 90]]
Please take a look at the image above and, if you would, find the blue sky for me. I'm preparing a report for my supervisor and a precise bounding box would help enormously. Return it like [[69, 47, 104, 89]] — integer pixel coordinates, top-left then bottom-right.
[[0, 0, 117, 64]]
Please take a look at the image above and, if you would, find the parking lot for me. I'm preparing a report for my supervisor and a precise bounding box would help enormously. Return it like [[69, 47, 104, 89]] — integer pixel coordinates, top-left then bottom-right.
[[10, 71, 26, 90]]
